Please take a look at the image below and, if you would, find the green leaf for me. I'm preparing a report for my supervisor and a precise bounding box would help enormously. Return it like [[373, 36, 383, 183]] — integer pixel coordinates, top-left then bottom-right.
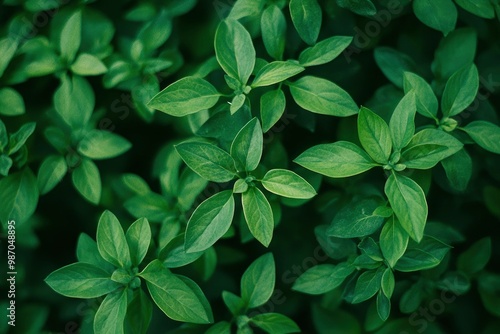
[[78, 130, 131, 160], [137, 10, 172, 52], [8, 122, 36, 155], [251, 313, 301, 334], [376, 291, 391, 321], [72, 158, 101, 204], [441, 148, 472, 192], [222, 291, 246, 316], [125, 289, 152, 334], [379, 216, 409, 268], [37, 155, 68, 195], [185, 190, 235, 253], [412, 0, 457, 35], [206, 321, 231, 334], [261, 89, 286, 132], [261, 169, 316, 199], [59, 9, 82, 62], [0, 119, 7, 151], [478, 273, 500, 317], [241, 253, 275, 308], [292, 263, 354, 295], [389, 92, 416, 150], [94, 289, 128, 334], [299, 36, 353, 67], [295, 141, 376, 178], [252, 61, 304, 87], [228, 0, 266, 19], [457, 237, 491, 276], [97, 210, 132, 268], [462, 121, 500, 154], [384, 173, 428, 242], [45, 262, 120, 298], [328, 198, 386, 238], [126, 218, 151, 267], [358, 107, 392, 164], [159, 234, 204, 268], [175, 141, 237, 182], [242, 187, 274, 247], [140, 260, 213, 324], [352, 267, 384, 303], [230, 94, 246, 114], [441, 64, 479, 117], [455, 0, 495, 19], [289, 0, 322, 45], [70, 53, 107, 76], [401, 129, 463, 169], [0, 155, 12, 176], [289, 76, 358, 117], [124, 193, 170, 222], [359, 237, 383, 261], [148, 77, 220, 117], [230, 118, 263, 172], [338, 0, 376, 15], [374, 47, 416, 89], [0, 87, 25, 116], [76, 233, 113, 270], [261, 5, 286, 60], [0, 37, 17, 77], [381, 268, 395, 298], [215, 19, 255, 85], [403, 72, 438, 119], [0, 168, 38, 227], [54, 74, 94, 129], [395, 236, 451, 272]]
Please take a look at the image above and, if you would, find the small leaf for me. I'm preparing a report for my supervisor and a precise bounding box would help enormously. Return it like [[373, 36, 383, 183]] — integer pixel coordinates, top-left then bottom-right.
[[395, 236, 451, 272], [76, 233, 112, 270], [289, 76, 358, 117], [125, 289, 153, 334], [54, 74, 94, 129], [0, 155, 12, 176], [381, 268, 395, 298], [59, 9, 82, 62], [126, 217, 151, 266], [0, 168, 38, 227], [389, 92, 416, 150], [241, 253, 275, 308], [97, 210, 132, 268], [185, 190, 235, 253], [261, 5, 286, 60], [352, 267, 384, 304], [374, 47, 416, 89], [379, 216, 409, 268], [299, 36, 353, 67], [230, 118, 263, 172], [457, 237, 491, 276], [37, 155, 67, 195], [358, 107, 392, 164], [124, 193, 170, 222], [148, 77, 220, 117], [289, 0, 322, 45], [70, 53, 107, 76], [462, 121, 500, 154], [159, 234, 204, 268], [206, 321, 231, 334], [140, 259, 213, 324], [441, 64, 479, 117], [8, 122, 36, 155], [292, 263, 353, 295], [261, 89, 286, 132], [45, 262, 119, 298], [376, 291, 391, 321], [94, 289, 128, 334], [215, 19, 255, 85], [252, 61, 304, 87], [242, 187, 274, 247], [441, 148, 472, 192], [384, 173, 428, 242], [295, 141, 376, 178], [0, 87, 25, 116], [454, 0, 495, 19], [251, 313, 301, 334], [175, 141, 237, 182], [72, 158, 101, 204], [413, 0, 457, 35], [403, 72, 438, 119], [261, 169, 316, 199], [78, 130, 131, 160]]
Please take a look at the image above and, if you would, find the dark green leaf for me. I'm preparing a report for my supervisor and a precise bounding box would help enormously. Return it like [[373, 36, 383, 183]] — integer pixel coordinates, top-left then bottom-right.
[[45, 262, 119, 298], [97, 210, 131, 268], [384, 173, 427, 242], [413, 0, 457, 35], [148, 77, 220, 117], [230, 118, 263, 172], [292, 263, 353, 294], [72, 158, 101, 204], [261, 5, 286, 60], [441, 64, 479, 117], [159, 234, 204, 268], [185, 190, 235, 253], [261, 89, 286, 132], [241, 253, 275, 308], [8, 122, 36, 155], [289, 76, 358, 117], [352, 267, 384, 303], [295, 141, 376, 178], [125, 289, 152, 334], [0, 154, 12, 176], [376, 291, 391, 321], [0, 87, 25, 116], [78, 130, 131, 160], [54, 74, 94, 129], [389, 92, 416, 150], [289, 0, 322, 45], [462, 121, 500, 154], [403, 72, 438, 119], [395, 236, 451, 272], [457, 237, 491, 276], [0, 168, 38, 227], [337, 0, 377, 16], [374, 47, 416, 89], [379, 217, 409, 268], [126, 217, 151, 266], [76, 233, 113, 271], [251, 313, 301, 334], [59, 9, 82, 62], [242, 187, 274, 247], [124, 193, 170, 222], [37, 155, 67, 195], [441, 148, 472, 192], [455, 0, 495, 19], [175, 141, 237, 182], [252, 61, 304, 87]]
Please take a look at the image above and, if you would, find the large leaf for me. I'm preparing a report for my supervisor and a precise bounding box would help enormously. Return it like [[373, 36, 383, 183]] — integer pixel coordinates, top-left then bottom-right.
[[241, 253, 275, 308], [251, 313, 301, 334], [289, 76, 358, 117], [242, 187, 274, 247], [352, 267, 385, 304], [441, 64, 479, 117], [261, 5, 286, 60], [289, 0, 322, 45], [54, 74, 94, 129], [215, 19, 255, 85], [295, 141, 376, 178], [403, 72, 438, 120], [37, 155, 67, 195], [230, 118, 263, 172], [384, 173, 427, 242], [184, 190, 235, 253], [389, 92, 416, 150], [94, 289, 128, 334], [413, 0, 457, 35], [97, 210, 131, 268], [260, 89, 286, 132], [358, 107, 392, 164], [148, 77, 220, 117], [374, 47, 416, 89], [78, 130, 131, 160], [126, 217, 151, 266], [462, 121, 500, 154]]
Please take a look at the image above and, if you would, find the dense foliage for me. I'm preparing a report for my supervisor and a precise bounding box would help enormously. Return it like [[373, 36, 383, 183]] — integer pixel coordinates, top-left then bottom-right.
[[1, 0, 500, 333]]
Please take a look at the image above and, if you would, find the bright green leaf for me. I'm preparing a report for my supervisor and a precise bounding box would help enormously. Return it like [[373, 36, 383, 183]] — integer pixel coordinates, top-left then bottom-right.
[[37, 155, 67, 195], [299, 36, 353, 67], [241, 253, 275, 308], [358, 107, 392, 164], [252, 61, 304, 87], [230, 118, 263, 172], [379, 216, 409, 268], [260, 89, 286, 133], [126, 217, 151, 267], [94, 289, 128, 334], [97, 210, 131, 268], [242, 187, 274, 247], [441, 64, 479, 117], [261, 169, 316, 199], [78, 130, 131, 160]]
